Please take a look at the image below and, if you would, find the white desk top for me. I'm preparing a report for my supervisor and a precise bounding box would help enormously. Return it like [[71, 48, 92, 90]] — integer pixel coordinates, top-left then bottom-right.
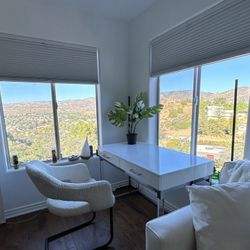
[[99, 142, 214, 176]]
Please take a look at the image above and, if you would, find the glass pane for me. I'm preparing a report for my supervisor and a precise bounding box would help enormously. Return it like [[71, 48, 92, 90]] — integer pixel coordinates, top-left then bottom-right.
[[197, 54, 250, 170], [0, 82, 55, 163], [56, 84, 98, 157], [232, 56, 250, 160], [159, 68, 194, 153]]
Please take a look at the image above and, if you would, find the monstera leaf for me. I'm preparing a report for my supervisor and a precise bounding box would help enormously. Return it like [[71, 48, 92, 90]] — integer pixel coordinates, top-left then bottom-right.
[[141, 105, 164, 119], [108, 102, 130, 127], [108, 92, 163, 134]]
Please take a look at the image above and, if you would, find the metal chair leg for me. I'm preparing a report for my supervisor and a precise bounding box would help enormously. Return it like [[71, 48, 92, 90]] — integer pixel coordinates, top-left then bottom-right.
[[94, 207, 114, 250], [45, 208, 114, 250], [45, 212, 96, 250]]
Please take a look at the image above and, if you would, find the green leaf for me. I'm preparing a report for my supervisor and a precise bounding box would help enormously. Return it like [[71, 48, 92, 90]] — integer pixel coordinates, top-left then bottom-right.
[[107, 101, 130, 128], [107, 92, 163, 132], [141, 104, 164, 119]]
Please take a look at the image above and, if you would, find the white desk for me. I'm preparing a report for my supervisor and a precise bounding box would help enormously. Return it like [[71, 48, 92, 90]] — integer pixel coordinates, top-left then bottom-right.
[[98, 142, 214, 216]]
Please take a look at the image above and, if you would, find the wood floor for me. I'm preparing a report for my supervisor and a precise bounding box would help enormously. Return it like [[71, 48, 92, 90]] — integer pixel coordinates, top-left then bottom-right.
[[0, 193, 156, 250]]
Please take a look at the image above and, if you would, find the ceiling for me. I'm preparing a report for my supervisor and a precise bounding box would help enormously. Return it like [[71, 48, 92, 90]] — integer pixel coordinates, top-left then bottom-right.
[[64, 0, 160, 21]]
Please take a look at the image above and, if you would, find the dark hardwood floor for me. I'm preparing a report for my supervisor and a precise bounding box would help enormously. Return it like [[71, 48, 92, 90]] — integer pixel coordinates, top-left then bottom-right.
[[0, 193, 156, 250]]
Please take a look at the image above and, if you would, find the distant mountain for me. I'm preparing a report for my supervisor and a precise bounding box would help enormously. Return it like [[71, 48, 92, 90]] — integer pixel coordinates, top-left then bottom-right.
[[161, 87, 250, 102], [3, 97, 96, 114], [208, 87, 250, 102], [160, 90, 193, 100], [57, 97, 96, 112]]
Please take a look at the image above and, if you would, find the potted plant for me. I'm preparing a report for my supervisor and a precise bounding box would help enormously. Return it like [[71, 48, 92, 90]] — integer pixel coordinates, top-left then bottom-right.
[[108, 92, 163, 144]]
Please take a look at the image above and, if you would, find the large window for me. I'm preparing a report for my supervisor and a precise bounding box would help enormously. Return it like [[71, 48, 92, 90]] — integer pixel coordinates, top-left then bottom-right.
[[0, 82, 56, 163], [159, 69, 194, 153], [159, 54, 250, 170], [56, 84, 97, 157], [0, 82, 98, 166]]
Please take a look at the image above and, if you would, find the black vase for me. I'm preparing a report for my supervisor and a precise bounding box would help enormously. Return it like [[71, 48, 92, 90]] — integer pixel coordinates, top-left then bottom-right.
[[127, 133, 137, 145]]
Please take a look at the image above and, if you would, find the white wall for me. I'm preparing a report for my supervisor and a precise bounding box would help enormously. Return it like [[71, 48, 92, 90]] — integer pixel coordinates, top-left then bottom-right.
[[0, 0, 129, 219], [0, 0, 129, 144], [128, 0, 220, 142], [127, 0, 221, 208]]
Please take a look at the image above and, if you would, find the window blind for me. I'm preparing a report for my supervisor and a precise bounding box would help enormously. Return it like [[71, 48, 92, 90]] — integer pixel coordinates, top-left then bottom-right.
[[150, 0, 250, 76], [0, 33, 99, 83]]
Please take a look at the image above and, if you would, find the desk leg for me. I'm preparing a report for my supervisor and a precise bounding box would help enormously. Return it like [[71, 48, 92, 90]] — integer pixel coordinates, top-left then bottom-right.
[[99, 158, 103, 180], [162, 198, 165, 214], [157, 191, 162, 217]]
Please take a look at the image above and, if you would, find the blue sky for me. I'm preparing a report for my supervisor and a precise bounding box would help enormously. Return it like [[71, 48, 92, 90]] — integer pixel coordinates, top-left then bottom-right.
[[160, 54, 250, 93], [0, 82, 96, 104]]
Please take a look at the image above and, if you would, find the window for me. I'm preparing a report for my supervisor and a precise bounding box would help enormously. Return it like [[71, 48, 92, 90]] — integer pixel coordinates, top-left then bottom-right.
[[0, 82, 98, 166], [158, 54, 250, 170], [55, 84, 98, 157], [159, 68, 194, 153], [0, 82, 56, 163]]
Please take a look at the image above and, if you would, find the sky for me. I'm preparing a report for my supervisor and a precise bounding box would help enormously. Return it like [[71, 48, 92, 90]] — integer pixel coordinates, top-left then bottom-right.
[[0, 54, 250, 104], [0, 82, 96, 104], [160, 54, 250, 93]]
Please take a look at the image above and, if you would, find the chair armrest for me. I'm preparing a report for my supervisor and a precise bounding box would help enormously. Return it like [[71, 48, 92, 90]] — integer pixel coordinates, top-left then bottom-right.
[[146, 206, 196, 250], [56, 180, 115, 211], [49, 163, 91, 183]]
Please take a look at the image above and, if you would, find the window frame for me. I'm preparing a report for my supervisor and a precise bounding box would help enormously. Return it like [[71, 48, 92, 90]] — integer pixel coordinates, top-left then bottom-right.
[[0, 90, 12, 166], [190, 66, 201, 155], [0, 81, 100, 167]]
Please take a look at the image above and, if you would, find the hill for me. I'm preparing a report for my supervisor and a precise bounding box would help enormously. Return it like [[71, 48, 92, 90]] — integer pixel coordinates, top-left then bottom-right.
[[160, 87, 250, 102]]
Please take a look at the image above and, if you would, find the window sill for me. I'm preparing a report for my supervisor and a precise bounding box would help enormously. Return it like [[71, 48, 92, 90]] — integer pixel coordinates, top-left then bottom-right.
[[49, 155, 99, 166], [6, 164, 26, 173], [6, 155, 99, 172]]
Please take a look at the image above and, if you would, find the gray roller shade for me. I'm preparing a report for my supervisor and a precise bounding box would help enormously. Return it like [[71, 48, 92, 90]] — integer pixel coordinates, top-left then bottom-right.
[[0, 33, 99, 83], [150, 0, 250, 76]]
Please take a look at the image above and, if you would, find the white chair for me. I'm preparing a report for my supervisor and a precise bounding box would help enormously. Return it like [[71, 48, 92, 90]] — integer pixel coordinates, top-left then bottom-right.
[[145, 161, 241, 250], [26, 160, 115, 250]]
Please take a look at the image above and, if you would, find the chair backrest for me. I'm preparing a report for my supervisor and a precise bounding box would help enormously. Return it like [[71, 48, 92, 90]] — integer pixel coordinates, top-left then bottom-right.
[[26, 160, 61, 199], [26, 160, 115, 211]]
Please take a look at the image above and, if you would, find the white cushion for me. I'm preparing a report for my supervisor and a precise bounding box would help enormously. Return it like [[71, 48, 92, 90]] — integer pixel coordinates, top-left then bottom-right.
[[228, 160, 250, 183], [47, 198, 91, 217], [220, 161, 238, 184], [146, 206, 195, 250], [220, 160, 250, 184], [187, 183, 250, 250]]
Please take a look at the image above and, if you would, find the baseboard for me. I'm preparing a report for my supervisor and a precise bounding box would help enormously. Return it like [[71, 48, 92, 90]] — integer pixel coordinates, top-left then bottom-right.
[[3, 180, 179, 220], [0, 209, 5, 223], [138, 185, 178, 212], [114, 179, 178, 212], [111, 180, 129, 191], [4, 200, 47, 219], [0, 217, 6, 224]]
